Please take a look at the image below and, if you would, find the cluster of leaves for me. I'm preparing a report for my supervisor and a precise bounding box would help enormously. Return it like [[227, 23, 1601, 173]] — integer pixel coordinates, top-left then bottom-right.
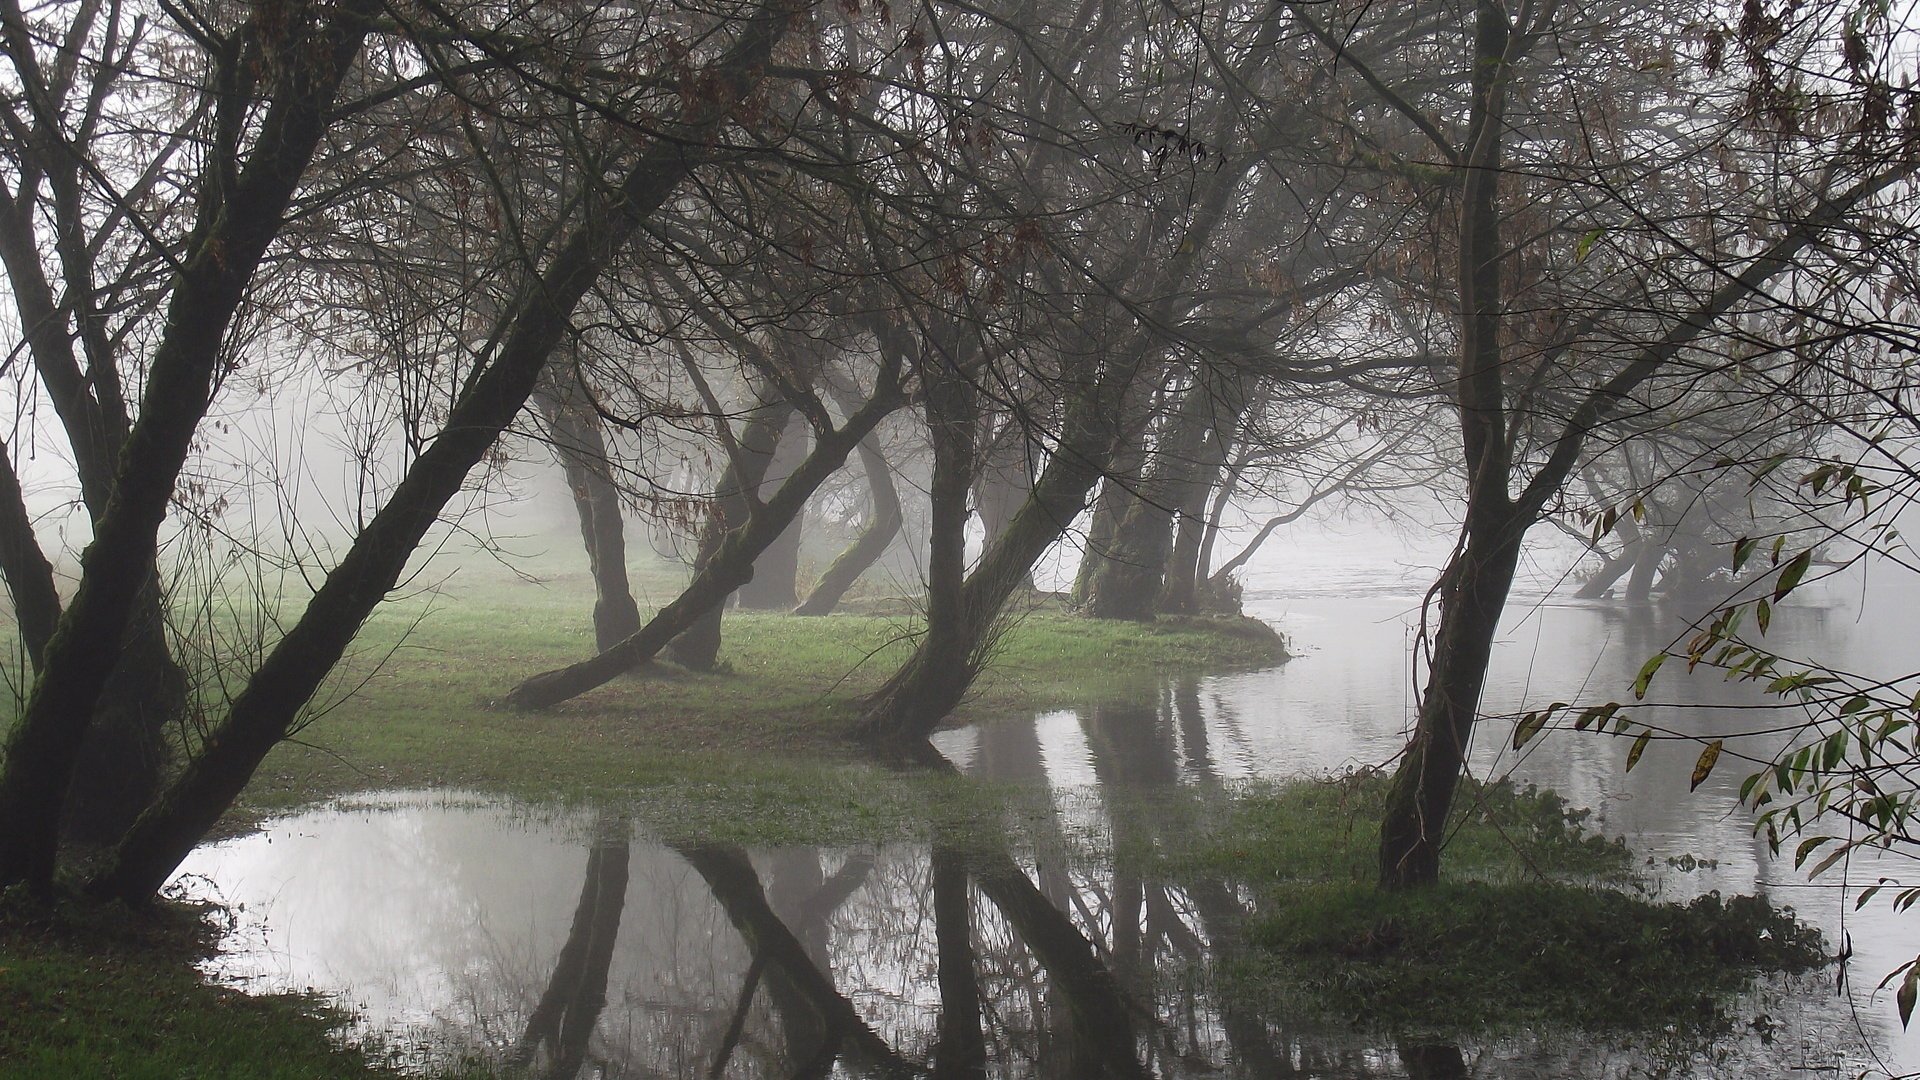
[[1559, 450, 1920, 1020]]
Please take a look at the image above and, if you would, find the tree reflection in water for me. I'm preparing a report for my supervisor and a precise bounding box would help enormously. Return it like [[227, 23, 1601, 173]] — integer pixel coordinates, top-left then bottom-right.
[[180, 674, 1877, 1077]]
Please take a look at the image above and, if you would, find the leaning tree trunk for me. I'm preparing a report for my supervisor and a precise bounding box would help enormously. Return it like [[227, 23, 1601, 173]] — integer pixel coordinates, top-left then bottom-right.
[[735, 411, 811, 610], [666, 398, 794, 670], [0, 446, 59, 671], [793, 432, 902, 616], [1377, 0, 1518, 893], [503, 390, 899, 710], [82, 6, 792, 903], [1376, 514, 1526, 890], [858, 369, 1123, 742], [535, 365, 642, 652], [0, 6, 380, 891]]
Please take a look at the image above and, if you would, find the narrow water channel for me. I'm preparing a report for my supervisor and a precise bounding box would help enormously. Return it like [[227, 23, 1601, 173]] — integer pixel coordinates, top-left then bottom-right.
[[175, 586, 1919, 1077]]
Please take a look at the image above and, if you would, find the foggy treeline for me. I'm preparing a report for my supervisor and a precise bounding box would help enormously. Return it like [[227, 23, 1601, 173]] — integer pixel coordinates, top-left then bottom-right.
[[0, 0, 1916, 907]]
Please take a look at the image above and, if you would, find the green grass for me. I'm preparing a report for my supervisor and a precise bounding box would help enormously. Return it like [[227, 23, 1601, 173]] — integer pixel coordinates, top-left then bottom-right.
[[0, 898, 483, 1079], [227, 579, 1285, 841], [1166, 771, 1634, 886], [1155, 772, 1828, 1037]]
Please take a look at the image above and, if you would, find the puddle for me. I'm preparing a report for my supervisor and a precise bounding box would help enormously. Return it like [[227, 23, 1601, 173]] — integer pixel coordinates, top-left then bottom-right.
[[173, 595, 1918, 1077]]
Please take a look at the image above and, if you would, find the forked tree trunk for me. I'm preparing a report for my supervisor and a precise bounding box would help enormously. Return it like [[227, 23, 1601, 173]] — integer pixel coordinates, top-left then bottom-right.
[[0, 161, 191, 847], [858, 373, 1123, 742], [793, 433, 902, 616], [535, 367, 642, 652]]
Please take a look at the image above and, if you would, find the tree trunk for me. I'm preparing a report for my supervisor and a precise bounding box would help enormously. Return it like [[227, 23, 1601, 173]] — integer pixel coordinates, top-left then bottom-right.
[[667, 398, 794, 670], [534, 367, 642, 652], [1375, 0, 1517, 894], [0, 7, 379, 891], [793, 432, 902, 616], [0, 83, 203, 852], [504, 390, 898, 710], [909, 359, 981, 730], [1160, 383, 1247, 613], [1069, 438, 1144, 608], [1376, 516, 1526, 890], [973, 421, 1035, 591], [0, 444, 60, 670], [858, 371, 1123, 742], [1086, 368, 1241, 620], [65, 591, 183, 845], [735, 411, 811, 610], [82, 8, 792, 902]]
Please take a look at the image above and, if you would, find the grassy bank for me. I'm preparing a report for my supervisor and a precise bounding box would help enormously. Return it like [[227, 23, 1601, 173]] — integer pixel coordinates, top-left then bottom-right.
[[233, 580, 1285, 836], [0, 898, 470, 1080]]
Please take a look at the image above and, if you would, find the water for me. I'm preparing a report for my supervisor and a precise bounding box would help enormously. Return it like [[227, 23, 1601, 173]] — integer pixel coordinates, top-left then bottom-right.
[[174, 557, 1920, 1078]]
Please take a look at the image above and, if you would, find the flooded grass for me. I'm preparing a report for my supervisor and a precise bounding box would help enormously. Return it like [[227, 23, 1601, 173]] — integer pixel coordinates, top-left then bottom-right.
[[0, 584, 1849, 1075], [1243, 884, 1824, 1034], [1173, 773, 1830, 1036], [0, 896, 482, 1080]]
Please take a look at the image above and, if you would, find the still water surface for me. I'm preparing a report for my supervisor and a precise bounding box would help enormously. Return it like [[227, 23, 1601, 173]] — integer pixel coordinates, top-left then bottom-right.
[[176, 580, 1920, 1077]]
